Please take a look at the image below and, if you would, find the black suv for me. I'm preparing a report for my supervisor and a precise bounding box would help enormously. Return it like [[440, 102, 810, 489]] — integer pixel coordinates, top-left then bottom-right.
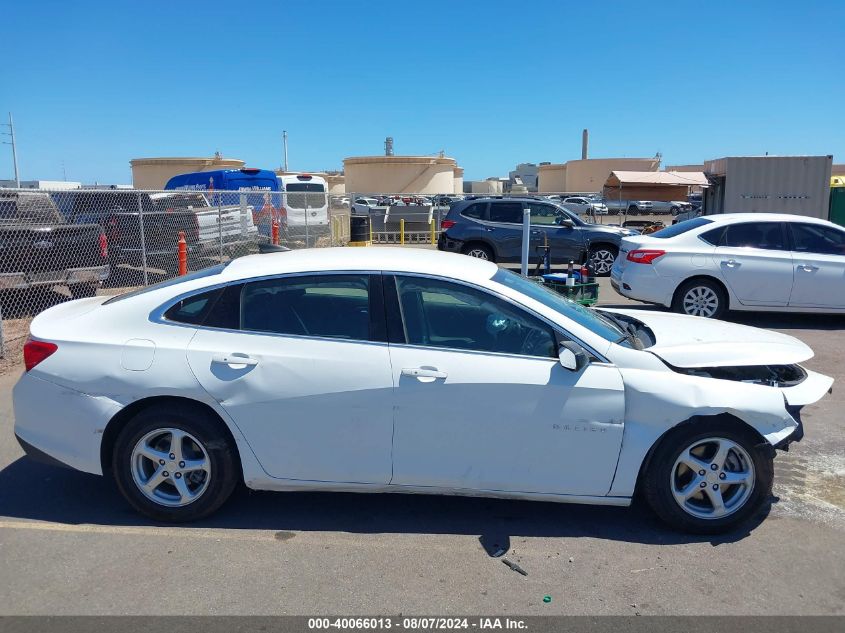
[[437, 197, 639, 275]]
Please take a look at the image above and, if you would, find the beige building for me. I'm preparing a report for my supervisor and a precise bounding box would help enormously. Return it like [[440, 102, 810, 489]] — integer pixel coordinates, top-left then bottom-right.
[[832, 164, 845, 177], [325, 173, 345, 195], [343, 155, 459, 194], [130, 156, 245, 190], [537, 163, 567, 192], [538, 157, 660, 193]]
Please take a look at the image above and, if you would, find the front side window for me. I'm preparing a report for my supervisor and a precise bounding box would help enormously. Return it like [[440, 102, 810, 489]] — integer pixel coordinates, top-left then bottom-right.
[[722, 222, 786, 250], [789, 223, 845, 255], [488, 202, 524, 224], [527, 202, 564, 226], [395, 276, 557, 358], [241, 274, 372, 341]]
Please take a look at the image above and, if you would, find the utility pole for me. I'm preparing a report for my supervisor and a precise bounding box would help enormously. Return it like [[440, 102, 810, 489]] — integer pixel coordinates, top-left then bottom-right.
[[2, 112, 20, 187], [282, 131, 288, 172]]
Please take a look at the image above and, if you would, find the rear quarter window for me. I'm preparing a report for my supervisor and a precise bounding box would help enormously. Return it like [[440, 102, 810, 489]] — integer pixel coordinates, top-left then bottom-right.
[[460, 202, 487, 220]]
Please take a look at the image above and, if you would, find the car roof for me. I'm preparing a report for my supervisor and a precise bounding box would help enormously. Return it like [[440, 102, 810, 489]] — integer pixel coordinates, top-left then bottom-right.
[[704, 213, 835, 226], [220, 247, 499, 283]]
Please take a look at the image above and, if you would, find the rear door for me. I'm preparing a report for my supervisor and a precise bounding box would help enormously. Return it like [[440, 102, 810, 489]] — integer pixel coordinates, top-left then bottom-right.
[[185, 273, 395, 483], [485, 201, 526, 262], [710, 221, 793, 306], [787, 222, 845, 308]]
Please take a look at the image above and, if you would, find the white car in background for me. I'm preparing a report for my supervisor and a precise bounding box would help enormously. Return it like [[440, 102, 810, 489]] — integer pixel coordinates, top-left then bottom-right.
[[612, 213, 845, 318], [13, 248, 831, 533], [562, 196, 609, 216]]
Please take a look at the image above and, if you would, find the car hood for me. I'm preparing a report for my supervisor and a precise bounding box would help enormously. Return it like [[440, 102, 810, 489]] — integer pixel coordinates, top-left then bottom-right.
[[602, 308, 814, 367]]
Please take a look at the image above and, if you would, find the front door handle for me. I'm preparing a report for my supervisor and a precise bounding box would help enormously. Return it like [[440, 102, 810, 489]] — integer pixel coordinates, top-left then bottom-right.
[[799, 263, 819, 272], [401, 367, 448, 380], [483, 227, 495, 232], [723, 259, 738, 268], [212, 353, 259, 367]]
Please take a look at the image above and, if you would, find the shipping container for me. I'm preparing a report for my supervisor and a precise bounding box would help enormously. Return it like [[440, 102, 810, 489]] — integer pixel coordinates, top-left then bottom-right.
[[703, 155, 833, 218]]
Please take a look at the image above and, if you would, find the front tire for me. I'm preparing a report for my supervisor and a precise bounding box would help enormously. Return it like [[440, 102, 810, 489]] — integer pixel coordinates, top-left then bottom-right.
[[112, 403, 239, 522], [672, 278, 727, 319], [587, 245, 617, 276], [643, 420, 773, 534]]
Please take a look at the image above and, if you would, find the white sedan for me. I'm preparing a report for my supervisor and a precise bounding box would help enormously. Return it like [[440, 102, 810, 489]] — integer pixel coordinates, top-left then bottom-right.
[[612, 213, 845, 319], [13, 248, 831, 533]]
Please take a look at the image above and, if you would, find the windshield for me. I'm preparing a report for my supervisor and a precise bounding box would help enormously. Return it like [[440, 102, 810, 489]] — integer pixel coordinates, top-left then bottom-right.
[[491, 269, 623, 343]]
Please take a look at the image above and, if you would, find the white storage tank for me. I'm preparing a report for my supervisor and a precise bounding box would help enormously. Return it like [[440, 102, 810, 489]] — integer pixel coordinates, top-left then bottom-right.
[[453, 167, 464, 195], [130, 156, 245, 189], [343, 155, 458, 194]]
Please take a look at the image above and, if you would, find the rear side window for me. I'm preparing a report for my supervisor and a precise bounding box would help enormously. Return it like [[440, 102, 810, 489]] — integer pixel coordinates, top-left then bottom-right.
[[461, 202, 487, 220], [721, 222, 786, 250], [241, 274, 373, 341], [650, 217, 713, 238], [163, 284, 241, 329], [488, 202, 523, 224], [790, 223, 845, 255]]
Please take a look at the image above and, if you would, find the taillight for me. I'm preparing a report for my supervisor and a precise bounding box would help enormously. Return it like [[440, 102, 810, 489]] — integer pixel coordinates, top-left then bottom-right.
[[626, 249, 666, 264], [99, 233, 108, 258], [24, 338, 58, 372], [441, 220, 456, 230]]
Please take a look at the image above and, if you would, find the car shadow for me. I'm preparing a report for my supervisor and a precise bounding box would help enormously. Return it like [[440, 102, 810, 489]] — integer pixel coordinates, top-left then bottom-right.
[[0, 457, 771, 548]]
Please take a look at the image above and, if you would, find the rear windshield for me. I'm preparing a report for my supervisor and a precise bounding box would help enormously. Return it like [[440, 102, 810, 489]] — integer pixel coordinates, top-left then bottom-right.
[[649, 217, 713, 238], [102, 264, 229, 305], [286, 183, 326, 192]]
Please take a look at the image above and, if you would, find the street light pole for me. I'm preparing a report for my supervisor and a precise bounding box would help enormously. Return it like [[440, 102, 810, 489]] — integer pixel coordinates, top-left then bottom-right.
[[283, 130, 288, 173]]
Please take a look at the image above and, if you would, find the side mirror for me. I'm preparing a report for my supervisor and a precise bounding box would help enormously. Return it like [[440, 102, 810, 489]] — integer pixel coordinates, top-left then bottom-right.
[[558, 341, 589, 371], [555, 217, 575, 228]]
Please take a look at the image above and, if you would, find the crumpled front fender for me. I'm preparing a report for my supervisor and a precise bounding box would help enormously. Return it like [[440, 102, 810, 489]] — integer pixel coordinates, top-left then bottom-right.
[[608, 367, 829, 497]]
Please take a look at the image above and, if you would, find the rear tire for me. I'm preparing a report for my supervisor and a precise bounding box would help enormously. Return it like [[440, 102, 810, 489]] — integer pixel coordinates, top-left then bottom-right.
[[643, 420, 773, 534], [672, 278, 727, 319], [112, 403, 239, 522], [461, 243, 494, 262]]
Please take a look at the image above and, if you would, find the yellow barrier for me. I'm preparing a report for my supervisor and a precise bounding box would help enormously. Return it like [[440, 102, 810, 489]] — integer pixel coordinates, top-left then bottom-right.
[[430, 219, 436, 244], [400, 218, 405, 245]]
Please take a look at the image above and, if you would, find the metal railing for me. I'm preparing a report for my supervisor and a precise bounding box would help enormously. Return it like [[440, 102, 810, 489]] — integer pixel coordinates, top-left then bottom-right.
[[0, 187, 350, 354]]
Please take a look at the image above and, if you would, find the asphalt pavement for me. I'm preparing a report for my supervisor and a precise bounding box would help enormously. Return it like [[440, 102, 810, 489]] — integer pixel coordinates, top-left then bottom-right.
[[0, 276, 843, 615]]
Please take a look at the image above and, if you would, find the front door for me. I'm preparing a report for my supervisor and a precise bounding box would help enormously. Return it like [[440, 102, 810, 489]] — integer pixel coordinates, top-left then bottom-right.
[[527, 201, 585, 265], [186, 273, 395, 483], [385, 274, 626, 497], [787, 222, 845, 308], [711, 221, 793, 306]]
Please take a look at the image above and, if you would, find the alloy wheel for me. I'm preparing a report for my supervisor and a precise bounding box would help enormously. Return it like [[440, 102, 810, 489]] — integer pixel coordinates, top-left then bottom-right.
[[130, 428, 212, 507], [670, 437, 755, 520], [682, 286, 719, 317], [589, 249, 615, 274], [466, 248, 489, 260]]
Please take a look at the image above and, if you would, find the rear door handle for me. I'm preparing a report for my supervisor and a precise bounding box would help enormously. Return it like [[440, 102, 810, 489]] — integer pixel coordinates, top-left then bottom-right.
[[483, 227, 495, 232], [401, 367, 447, 379], [799, 264, 819, 272], [723, 259, 738, 268], [212, 353, 259, 367]]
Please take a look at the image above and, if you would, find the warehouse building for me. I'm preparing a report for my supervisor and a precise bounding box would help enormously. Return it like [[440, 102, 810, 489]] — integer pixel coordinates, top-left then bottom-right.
[[538, 157, 660, 193]]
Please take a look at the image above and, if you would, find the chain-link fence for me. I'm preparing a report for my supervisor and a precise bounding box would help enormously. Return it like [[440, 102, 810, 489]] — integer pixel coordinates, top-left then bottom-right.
[[0, 187, 350, 359]]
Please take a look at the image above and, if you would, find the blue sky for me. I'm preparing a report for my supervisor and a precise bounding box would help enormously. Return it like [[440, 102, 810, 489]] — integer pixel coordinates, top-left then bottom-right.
[[1, 0, 842, 183]]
